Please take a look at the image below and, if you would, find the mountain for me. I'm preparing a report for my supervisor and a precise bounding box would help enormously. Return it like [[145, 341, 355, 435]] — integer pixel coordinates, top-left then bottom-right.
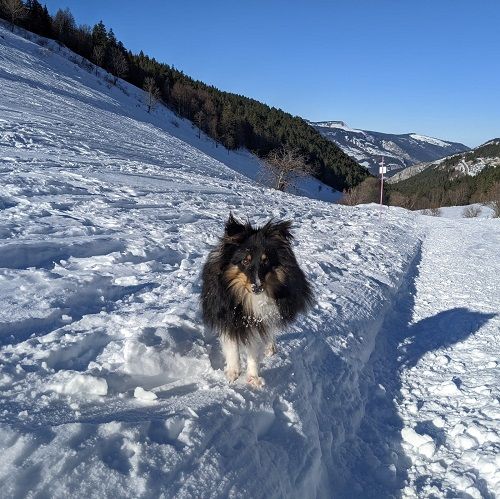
[[309, 120, 469, 176], [389, 139, 500, 182], [387, 139, 500, 209]]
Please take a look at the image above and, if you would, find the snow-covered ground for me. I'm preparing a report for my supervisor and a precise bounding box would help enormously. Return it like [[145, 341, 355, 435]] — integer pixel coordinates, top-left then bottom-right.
[[419, 204, 496, 219], [1, 25, 499, 498]]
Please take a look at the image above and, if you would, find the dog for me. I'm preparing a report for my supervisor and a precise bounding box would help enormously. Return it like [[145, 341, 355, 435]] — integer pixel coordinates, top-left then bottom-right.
[[201, 213, 312, 388]]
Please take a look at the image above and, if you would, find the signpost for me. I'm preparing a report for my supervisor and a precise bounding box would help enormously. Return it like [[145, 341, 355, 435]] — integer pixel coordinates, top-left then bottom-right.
[[379, 157, 386, 218]]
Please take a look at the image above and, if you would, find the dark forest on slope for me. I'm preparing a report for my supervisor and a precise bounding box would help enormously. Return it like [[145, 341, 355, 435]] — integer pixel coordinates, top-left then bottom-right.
[[0, 1, 370, 192]]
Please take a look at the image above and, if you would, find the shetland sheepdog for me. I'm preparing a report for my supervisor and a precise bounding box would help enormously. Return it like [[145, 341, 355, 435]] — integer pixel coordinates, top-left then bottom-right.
[[201, 213, 312, 388]]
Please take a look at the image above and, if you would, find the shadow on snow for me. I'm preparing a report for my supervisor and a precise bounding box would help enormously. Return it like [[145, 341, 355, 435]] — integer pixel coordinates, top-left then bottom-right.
[[335, 249, 496, 498]]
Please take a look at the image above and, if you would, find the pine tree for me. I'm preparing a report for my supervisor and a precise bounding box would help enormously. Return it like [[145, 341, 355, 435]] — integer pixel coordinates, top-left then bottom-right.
[[24, 0, 51, 37], [91, 20, 107, 49]]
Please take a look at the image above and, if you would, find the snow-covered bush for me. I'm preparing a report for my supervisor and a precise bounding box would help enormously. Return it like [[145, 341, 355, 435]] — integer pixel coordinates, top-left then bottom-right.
[[462, 205, 482, 218]]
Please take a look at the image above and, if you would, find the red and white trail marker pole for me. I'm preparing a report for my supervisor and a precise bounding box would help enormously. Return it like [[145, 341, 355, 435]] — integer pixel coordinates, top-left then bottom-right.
[[379, 157, 386, 218]]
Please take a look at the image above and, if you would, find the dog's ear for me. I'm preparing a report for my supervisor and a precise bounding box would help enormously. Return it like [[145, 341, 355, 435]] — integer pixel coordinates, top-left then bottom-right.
[[225, 212, 247, 238], [264, 220, 293, 241]]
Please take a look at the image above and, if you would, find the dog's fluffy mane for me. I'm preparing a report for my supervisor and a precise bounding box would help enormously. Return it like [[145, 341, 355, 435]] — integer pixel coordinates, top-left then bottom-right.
[[201, 214, 313, 343]]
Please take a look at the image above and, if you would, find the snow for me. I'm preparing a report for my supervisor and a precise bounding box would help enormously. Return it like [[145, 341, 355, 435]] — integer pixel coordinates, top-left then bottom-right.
[[49, 372, 109, 397], [1, 24, 500, 498], [395, 216, 500, 497], [454, 156, 500, 177], [419, 203, 495, 219], [409, 133, 449, 147], [134, 387, 158, 402]]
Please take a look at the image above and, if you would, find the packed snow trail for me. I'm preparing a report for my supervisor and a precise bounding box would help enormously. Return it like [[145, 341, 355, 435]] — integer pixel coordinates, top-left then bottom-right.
[[339, 215, 500, 498], [397, 217, 500, 498]]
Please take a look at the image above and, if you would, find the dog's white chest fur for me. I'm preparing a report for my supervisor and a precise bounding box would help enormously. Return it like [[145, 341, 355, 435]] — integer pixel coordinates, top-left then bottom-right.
[[247, 292, 280, 323]]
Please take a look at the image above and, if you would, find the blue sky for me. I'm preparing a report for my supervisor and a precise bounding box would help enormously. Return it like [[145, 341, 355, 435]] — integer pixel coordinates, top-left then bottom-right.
[[43, 0, 499, 147]]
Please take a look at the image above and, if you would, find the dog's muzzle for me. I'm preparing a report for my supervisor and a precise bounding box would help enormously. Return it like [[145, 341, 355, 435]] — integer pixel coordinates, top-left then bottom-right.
[[251, 283, 264, 294]]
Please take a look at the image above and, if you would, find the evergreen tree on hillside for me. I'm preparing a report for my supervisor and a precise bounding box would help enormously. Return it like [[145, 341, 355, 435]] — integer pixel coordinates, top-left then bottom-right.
[[91, 20, 107, 50], [24, 0, 51, 38]]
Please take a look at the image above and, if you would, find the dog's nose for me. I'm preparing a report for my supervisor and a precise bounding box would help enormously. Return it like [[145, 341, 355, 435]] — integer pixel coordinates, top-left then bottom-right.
[[252, 284, 264, 294]]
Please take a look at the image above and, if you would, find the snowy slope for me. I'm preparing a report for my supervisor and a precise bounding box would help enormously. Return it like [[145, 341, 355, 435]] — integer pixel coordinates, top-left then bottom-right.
[[1, 25, 499, 499], [420, 204, 495, 219], [310, 120, 469, 176], [389, 139, 500, 183]]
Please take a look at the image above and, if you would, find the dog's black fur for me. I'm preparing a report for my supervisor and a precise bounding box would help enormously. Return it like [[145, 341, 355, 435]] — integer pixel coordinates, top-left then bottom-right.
[[201, 214, 313, 343]]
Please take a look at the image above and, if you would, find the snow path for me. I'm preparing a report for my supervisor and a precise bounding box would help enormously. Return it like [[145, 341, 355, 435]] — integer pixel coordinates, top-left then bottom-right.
[[397, 218, 500, 498], [1, 24, 499, 498], [340, 218, 500, 498]]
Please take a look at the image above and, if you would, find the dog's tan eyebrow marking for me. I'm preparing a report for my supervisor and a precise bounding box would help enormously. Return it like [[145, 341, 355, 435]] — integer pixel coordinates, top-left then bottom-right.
[[261, 253, 268, 261]]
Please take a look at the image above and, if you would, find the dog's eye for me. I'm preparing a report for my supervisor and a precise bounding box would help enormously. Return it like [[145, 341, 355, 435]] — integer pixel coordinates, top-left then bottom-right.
[[241, 255, 251, 266]]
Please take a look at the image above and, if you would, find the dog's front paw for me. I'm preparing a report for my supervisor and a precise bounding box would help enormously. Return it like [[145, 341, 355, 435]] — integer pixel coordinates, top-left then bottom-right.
[[264, 342, 277, 357], [225, 368, 240, 383], [247, 375, 265, 389]]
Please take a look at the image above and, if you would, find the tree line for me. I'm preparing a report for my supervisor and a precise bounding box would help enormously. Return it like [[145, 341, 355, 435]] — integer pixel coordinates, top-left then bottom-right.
[[386, 164, 500, 210], [0, 0, 370, 192]]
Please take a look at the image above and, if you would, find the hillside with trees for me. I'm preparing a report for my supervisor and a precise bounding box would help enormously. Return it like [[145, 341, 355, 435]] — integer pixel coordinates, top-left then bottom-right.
[[0, 0, 370, 191], [386, 140, 500, 210], [337, 140, 500, 213]]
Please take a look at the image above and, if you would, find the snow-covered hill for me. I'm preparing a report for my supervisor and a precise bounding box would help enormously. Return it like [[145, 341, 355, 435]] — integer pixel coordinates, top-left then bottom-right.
[[389, 138, 500, 183], [310, 120, 469, 176], [1, 25, 499, 498]]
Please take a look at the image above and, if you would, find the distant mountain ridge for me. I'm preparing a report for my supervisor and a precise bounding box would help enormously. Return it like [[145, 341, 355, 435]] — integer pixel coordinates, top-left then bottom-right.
[[386, 139, 500, 210], [389, 139, 500, 183], [309, 120, 469, 176]]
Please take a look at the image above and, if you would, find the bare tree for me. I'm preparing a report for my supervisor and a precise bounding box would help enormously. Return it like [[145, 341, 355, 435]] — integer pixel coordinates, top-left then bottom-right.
[[486, 181, 500, 218], [143, 76, 161, 113], [52, 7, 75, 44], [339, 177, 380, 205], [262, 146, 316, 192], [194, 110, 204, 139], [339, 186, 361, 206], [110, 46, 128, 84], [92, 44, 105, 74], [388, 191, 413, 209], [1, 0, 25, 31]]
